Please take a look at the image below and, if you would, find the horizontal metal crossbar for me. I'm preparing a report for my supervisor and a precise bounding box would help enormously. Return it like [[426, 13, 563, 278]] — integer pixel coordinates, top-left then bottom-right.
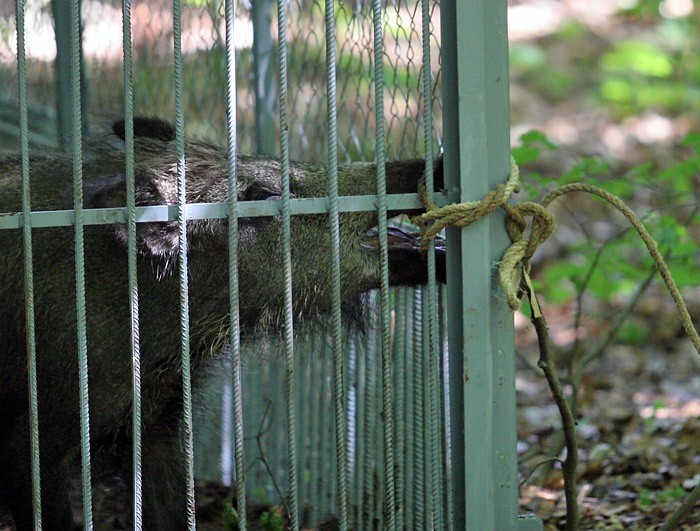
[[0, 192, 447, 230]]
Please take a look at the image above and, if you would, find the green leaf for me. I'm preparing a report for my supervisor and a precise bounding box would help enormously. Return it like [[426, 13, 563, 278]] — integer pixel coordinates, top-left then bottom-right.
[[519, 130, 559, 150], [601, 78, 635, 103], [681, 132, 700, 153], [561, 157, 610, 183], [512, 145, 541, 166], [656, 158, 700, 193], [618, 319, 651, 345], [510, 44, 547, 70], [668, 260, 700, 288], [639, 488, 654, 507], [222, 500, 239, 531], [598, 179, 635, 199], [602, 41, 674, 78], [626, 162, 654, 183], [259, 509, 286, 531]]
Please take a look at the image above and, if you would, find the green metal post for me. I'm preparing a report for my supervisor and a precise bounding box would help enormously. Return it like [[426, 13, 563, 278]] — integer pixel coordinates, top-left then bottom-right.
[[51, 0, 89, 151], [252, 0, 276, 156], [441, 1, 542, 529]]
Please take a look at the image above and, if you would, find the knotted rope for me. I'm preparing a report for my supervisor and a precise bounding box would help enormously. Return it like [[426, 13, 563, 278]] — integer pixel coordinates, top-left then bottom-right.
[[413, 157, 555, 310], [412, 159, 700, 355]]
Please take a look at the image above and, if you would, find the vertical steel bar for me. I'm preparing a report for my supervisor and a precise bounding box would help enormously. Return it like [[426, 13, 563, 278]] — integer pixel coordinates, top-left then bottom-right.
[[69, 0, 93, 525], [301, 344, 311, 514], [308, 337, 322, 522], [373, 327, 386, 530], [224, 0, 247, 528], [52, 0, 71, 150], [370, 1, 396, 528], [320, 344, 335, 516], [403, 289, 415, 529], [273, 358, 286, 496], [411, 287, 425, 527], [120, 1, 143, 528], [441, 0, 521, 529], [16, 1, 42, 526], [419, 0, 443, 526], [276, 0, 299, 526], [252, 0, 276, 155], [361, 313, 377, 531], [220, 360, 233, 486], [439, 286, 453, 530], [172, 0, 196, 527], [324, 0, 348, 528], [421, 290, 433, 527], [295, 344, 306, 513], [52, 0, 88, 150], [350, 332, 364, 530], [393, 287, 406, 526]]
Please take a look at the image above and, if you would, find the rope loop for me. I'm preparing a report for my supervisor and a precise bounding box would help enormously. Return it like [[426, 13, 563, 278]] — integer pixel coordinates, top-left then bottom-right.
[[413, 158, 700, 356], [413, 157, 556, 309]]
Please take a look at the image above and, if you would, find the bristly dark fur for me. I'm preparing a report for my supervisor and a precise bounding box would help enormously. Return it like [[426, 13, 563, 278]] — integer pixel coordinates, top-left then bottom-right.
[[112, 116, 176, 143]]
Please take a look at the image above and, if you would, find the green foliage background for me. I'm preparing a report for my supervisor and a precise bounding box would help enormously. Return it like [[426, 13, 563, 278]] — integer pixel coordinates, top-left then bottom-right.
[[510, 2, 699, 341]]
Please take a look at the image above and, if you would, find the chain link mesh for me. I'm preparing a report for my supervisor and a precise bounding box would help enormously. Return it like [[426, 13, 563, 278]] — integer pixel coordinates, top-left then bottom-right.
[[0, 0, 441, 161]]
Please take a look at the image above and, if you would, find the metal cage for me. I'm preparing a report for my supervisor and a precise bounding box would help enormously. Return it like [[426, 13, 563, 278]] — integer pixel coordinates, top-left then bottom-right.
[[0, 0, 540, 529]]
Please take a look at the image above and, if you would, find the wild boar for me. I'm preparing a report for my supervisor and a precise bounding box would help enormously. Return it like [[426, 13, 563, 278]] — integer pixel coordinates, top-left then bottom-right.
[[0, 117, 444, 529]]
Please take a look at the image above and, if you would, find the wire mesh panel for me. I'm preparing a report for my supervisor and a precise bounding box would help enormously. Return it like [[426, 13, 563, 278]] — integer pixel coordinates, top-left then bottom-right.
[[1, 0, 442, 159], [0, 0, 534, 530], [0, 1, 60, 148]]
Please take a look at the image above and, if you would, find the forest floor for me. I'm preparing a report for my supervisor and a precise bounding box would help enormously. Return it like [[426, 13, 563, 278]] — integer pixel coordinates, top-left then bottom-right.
[[509, 0, 700, 528]]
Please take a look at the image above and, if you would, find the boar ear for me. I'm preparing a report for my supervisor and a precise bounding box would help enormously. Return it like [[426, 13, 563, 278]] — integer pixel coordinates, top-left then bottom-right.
[[86, 173, 180, 257], [112, 116, 176, 143]]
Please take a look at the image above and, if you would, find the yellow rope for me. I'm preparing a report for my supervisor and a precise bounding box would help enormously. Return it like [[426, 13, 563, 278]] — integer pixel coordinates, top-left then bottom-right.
[[413, 159, 700, 355]]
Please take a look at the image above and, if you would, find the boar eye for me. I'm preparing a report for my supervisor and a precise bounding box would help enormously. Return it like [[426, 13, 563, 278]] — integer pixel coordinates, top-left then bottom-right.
[[244, 181, 285, 201]]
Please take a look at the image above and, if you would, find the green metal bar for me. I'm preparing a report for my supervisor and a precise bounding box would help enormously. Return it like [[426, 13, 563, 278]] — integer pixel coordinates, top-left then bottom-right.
[[373, 326, 385, 530], [273, 358, 287, 501], [411, 287, 425, 527], [442, 1, 538, 529], [370, 1, 397, 528], [324, 0, 348, 528], [304, 338, 320, 523], [16, 1, 42, 526], [120, 1, 143, 528], [349, 333, 363, 530], [422, 290, 434, 526], [172, 0, 196, 527], [0, 193, 447, 230], [294, 343, 306, 517], [51, 0, 88, 151], [393, 288, 407, 526], [68, 0, 93, 526], [252, 0, 276, 155], [225, 0, 247, 528], [365, 295, 385, 529], [276, 0, 299, 526], [419, 0, 443, 526], [320, 342, 335, 519], [52, 0, 71, 150], [360, 313, 377, 531], [403, 289, 415, 528], [301, 347, 310, 515], [439, 286, 453, 530]]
